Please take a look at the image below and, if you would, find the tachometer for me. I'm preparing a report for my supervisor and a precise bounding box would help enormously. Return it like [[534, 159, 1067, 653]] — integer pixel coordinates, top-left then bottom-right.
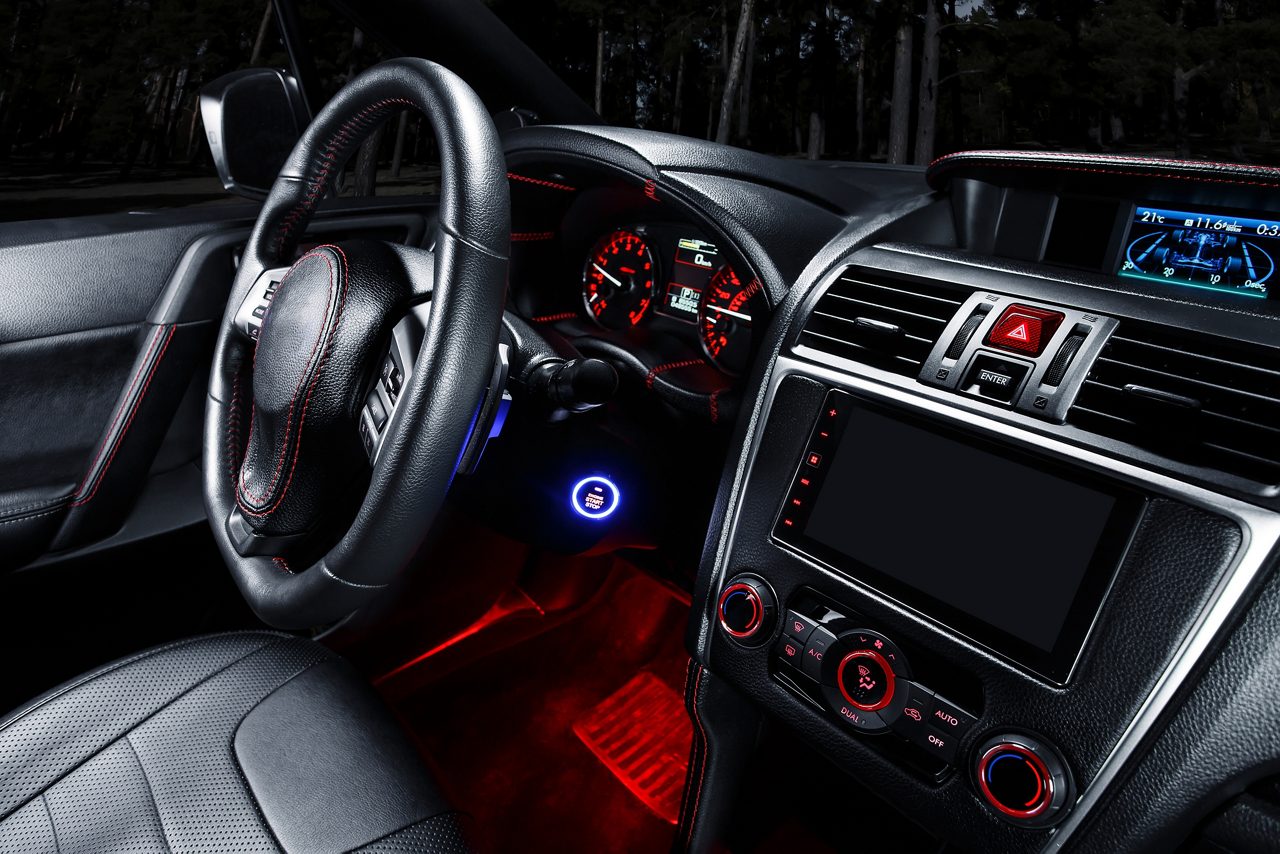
[[699, 266, 758, 375], [582, 230, 657, 329]]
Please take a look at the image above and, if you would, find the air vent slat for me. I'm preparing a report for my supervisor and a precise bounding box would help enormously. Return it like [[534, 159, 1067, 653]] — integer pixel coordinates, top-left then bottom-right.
[[1069, 319, 1280, 486], [798, 269, 968, 377]]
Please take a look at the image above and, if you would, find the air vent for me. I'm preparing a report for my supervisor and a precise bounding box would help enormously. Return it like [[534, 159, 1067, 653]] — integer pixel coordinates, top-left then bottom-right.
[[1069, 320, 1280, 485], [798, 269, 969, 376]]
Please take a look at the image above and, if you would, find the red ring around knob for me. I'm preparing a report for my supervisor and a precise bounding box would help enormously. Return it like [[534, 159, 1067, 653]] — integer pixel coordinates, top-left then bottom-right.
[[836, 648, 896, 712], [976, 743, 1054, 819], [717, 583, 762, 638]]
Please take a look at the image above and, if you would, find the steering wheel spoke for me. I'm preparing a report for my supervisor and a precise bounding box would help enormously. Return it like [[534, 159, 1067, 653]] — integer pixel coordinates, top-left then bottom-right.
[[232, 266, 294, 341]]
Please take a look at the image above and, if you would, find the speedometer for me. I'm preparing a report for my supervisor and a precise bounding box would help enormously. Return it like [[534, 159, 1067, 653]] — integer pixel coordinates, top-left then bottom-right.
[[582, 230, 657, 329], [699, 266, 758, 375]]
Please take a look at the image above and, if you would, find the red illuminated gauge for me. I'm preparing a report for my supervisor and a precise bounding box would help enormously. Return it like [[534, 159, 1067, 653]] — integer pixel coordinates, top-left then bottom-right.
[[582, 230, 657, 330], [699, 266, 759, 375]]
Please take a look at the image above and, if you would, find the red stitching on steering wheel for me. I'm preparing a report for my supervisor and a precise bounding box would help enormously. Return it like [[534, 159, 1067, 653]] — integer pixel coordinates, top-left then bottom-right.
[[237, 245, 351, 517], [272, 98, 418, 258]]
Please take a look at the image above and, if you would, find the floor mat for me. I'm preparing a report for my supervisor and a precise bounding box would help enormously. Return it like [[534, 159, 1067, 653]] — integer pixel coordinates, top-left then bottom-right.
[[386, 563, 690, 853], [572, 672, 691, 825]]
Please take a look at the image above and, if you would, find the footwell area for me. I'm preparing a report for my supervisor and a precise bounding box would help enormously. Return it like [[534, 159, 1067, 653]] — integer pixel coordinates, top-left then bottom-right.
[[383, 563, 691, 853], [573, 672, 691, 825]]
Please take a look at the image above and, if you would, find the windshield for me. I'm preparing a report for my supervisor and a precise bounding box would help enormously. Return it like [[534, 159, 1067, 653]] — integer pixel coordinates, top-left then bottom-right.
[[486, 0, 1280, 166]]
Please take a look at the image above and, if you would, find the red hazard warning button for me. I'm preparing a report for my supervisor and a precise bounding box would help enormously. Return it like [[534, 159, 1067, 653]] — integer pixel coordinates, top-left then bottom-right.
[[986, 305, 1064, 356]]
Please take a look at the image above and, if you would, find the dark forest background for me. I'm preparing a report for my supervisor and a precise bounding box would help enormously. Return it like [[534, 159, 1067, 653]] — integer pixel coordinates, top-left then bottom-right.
[[1, 0, 1278, 219]]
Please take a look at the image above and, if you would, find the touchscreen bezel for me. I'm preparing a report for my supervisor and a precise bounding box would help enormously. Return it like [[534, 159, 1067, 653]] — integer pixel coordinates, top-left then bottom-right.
[[772, 392, 1147, 684]]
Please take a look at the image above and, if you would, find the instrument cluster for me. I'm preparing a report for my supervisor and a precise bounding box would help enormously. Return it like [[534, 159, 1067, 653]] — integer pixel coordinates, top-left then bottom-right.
[[579, 223, 760, 375]]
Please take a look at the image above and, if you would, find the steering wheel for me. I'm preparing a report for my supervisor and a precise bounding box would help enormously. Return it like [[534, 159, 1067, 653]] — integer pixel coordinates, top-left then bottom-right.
[[203, 58, 509, 629]]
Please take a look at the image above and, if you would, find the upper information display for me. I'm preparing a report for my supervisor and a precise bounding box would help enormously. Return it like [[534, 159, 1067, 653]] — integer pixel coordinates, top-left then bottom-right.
[[1118, 205, 1277, 299]]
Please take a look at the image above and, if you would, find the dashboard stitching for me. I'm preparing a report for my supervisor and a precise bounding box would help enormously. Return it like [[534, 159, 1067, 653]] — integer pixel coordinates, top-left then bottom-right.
[[684, 663, 708, 848], [927, 154, 1280, 190], [645, 358, 704, 389], [929, 150, 1280, 174], [510, 231, 556, 242], [506, 171, 576, 192], [530, 311, 578, 324]]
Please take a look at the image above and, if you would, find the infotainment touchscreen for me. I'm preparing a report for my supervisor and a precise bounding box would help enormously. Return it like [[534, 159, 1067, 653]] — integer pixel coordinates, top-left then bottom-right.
[[1118, 204, 1277, 298], [774, 392, 1143, 682]]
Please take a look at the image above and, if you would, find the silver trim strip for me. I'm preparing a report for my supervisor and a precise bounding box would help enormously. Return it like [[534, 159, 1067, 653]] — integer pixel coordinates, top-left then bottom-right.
[[711, 342, 1280, 851]]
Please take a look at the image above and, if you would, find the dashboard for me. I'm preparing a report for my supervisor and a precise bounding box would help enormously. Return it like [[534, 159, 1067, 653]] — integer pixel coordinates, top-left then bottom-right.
[[498, 128, 1280, 854]]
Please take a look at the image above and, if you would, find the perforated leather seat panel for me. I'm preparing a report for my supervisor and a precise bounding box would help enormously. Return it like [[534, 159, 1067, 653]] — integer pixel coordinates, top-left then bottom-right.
[[0, 632, 472, 853]]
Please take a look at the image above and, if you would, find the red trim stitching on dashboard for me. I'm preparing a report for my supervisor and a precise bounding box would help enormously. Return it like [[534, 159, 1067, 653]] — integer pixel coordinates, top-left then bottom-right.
[[709, 389, 723, 424], [685, 664, 708, 848], [646, 358, 704, 389], [928, 149, 1280, 176], [238, 246, 350, 517], [72, 325, 174, 507], [507, 172, 577, 192], [926, 152, 1280, 189], [510, 231, 557, 242], [530, 311, 578, 323], [273, 557, 293, 575]]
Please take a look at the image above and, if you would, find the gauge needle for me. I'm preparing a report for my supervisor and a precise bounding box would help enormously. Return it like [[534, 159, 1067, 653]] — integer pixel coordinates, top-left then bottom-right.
[[593, 263, 624, 288], [707, 305, 752, 321]]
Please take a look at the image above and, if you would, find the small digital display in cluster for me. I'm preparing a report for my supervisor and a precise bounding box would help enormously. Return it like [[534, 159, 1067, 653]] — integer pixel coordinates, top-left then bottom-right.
[[1119, 205, 1277, 299]]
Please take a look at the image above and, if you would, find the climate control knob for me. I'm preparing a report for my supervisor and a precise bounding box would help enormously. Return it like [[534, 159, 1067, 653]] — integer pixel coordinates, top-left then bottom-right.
[[836, 648, 896, 712], [974, 734, 1073, 827], [717, 574, 776, 644]]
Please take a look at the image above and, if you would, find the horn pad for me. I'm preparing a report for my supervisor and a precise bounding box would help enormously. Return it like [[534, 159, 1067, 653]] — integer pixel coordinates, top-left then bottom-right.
[[235, 241, 412, 538]]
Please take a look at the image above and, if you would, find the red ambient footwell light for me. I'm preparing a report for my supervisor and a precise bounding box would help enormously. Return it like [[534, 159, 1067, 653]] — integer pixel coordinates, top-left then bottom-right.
[[572, 672, 692, 825]]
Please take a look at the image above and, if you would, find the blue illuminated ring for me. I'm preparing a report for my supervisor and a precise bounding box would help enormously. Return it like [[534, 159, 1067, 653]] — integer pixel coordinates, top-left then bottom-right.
[[570, 476, 620, 520]]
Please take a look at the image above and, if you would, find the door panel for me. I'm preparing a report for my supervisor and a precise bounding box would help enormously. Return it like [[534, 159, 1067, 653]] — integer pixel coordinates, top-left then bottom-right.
[[0, 203, 431, 571]]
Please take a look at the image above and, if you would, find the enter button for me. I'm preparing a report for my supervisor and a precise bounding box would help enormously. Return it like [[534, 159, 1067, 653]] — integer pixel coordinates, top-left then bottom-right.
[[961, 354, 1031, 404]]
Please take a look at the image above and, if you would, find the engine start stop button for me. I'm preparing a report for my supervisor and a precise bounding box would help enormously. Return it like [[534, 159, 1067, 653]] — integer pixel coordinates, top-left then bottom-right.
[[570, 476, 620, 520]]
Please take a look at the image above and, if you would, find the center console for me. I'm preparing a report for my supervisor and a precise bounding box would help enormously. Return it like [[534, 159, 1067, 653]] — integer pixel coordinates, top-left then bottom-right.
[[694, 241, 1280, 853]]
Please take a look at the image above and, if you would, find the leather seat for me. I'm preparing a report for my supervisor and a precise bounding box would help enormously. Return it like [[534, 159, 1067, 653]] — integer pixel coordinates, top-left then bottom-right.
[[0, 632, 471, 853]]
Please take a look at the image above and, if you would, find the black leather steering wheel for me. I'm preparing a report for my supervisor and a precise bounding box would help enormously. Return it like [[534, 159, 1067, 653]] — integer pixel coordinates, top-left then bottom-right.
[[203, 58, 509, 629]]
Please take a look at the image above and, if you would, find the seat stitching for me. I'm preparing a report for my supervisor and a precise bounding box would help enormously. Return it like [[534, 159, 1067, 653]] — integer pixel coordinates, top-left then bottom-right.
[[0, 637, 292, 825], [0, 632, 284, 733], [124, 733, 173, 854], [349, 811, 470, 851], [40, 794, 60, 854], [228, 657, 337, 851]]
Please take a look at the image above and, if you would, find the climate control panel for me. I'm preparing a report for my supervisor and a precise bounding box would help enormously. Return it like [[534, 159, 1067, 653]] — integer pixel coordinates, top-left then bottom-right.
[[768, 593, 978, 767]]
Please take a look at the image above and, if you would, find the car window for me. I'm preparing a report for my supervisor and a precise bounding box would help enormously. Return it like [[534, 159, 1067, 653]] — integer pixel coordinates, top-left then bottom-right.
[[0, 0, 294, 222], [299, 0, 439, 199], [485, 0, 1280, 167]]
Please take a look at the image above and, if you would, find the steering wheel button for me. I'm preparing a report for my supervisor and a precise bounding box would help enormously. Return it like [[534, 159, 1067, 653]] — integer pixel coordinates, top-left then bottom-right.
[[366, 392, 387, 430]]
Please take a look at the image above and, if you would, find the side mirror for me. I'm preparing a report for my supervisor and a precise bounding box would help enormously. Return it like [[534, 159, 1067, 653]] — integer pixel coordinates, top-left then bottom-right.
[[200, 68, 309, 200]]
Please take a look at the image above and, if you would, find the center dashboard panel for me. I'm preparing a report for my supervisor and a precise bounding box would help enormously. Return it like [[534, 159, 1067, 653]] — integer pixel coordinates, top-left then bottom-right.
[[702, 237, 1279, 852]]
